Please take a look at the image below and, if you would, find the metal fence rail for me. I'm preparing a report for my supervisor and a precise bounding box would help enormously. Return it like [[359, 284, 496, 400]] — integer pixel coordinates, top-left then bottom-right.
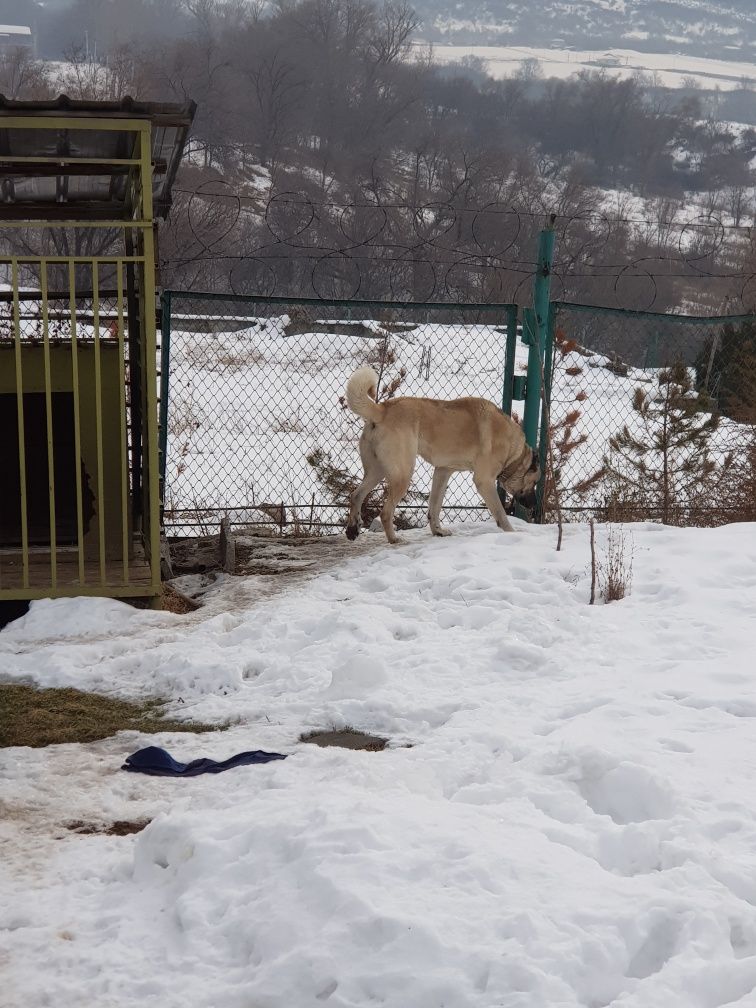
[[160, 291, 518, 535], [548, 302, 756, 525]]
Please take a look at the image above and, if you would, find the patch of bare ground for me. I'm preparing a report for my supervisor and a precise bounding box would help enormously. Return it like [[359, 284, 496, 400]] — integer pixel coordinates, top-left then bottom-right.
[[300, 727, 388, 751]]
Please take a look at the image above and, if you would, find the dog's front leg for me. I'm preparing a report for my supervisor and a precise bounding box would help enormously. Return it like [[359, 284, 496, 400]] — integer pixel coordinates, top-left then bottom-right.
[[473, 470, 515, 532], [428, 467, 453, 536]]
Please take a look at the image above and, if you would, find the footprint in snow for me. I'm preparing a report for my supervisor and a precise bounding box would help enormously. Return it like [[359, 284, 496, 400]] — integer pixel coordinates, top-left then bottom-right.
[[574, 757, 675, 825], [626, 915, 681, 979]]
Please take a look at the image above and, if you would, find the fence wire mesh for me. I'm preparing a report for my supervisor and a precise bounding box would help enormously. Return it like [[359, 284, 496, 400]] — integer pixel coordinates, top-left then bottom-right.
[[547, 303, 756, 526], [161, 293, 518, 535]]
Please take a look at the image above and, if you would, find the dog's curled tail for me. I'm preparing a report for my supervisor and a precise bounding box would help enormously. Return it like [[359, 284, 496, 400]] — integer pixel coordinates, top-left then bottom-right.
[[345, 366, 385, 423]]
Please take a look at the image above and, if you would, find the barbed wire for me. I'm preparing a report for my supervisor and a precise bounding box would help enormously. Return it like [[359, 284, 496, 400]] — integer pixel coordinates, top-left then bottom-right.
[[171, 188, 755, 233], [161, 187, 756, 310]]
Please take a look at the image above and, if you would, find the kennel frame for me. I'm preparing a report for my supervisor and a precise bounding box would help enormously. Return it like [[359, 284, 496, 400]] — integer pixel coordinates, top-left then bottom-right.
[[0, 99, 193, 603]]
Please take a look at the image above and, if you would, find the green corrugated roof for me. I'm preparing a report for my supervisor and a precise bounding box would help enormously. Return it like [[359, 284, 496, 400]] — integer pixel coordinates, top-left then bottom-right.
[[0, 96, 196, 221]]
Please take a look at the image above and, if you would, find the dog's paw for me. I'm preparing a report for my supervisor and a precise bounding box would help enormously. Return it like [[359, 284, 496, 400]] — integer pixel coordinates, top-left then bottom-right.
[[431, 528, 453, 538], [345, 523, 359, 541]]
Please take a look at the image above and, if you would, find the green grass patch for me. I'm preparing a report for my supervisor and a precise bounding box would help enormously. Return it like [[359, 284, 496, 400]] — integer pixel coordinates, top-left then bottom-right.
[[0, 684, 219, 748]]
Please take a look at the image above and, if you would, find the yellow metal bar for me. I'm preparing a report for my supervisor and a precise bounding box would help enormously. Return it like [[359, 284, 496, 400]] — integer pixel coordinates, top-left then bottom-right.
[[0, 222, 152, 230], [69, 262, 86, 585], [0, 584, 157, 601], [116, 263, 130, 585], [0, 155, 142, 165], [11, 261, 29, 589], [138, 123, 163, 601], [92, 263, 106, 584], [117, 266, 130, 583], [1, 116, 152, 131], [0, 256, 145, 265], [40, 260, 57, 591]]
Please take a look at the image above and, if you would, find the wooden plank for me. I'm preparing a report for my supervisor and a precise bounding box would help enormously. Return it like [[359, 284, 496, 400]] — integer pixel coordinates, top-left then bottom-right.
[[0, 544, 152, 590]]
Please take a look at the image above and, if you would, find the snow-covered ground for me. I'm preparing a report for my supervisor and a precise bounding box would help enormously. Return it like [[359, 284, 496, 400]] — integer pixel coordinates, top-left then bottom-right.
[[3, 520, 756, 1006], [411, 42, 756, 91]]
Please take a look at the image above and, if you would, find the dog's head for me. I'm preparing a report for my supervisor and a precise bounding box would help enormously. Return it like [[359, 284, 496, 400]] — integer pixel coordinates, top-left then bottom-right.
[[499, 447, 540, 511]]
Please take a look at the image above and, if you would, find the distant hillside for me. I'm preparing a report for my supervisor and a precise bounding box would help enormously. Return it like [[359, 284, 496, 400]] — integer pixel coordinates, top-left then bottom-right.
[[416, 0, 755, 60]]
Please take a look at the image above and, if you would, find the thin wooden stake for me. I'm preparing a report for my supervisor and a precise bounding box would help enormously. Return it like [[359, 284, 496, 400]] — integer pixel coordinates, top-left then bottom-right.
[[536, 339, 564, 551]]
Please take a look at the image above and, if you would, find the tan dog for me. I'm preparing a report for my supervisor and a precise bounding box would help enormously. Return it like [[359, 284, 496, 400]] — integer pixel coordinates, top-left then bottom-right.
[[344, 366, 540, 544]]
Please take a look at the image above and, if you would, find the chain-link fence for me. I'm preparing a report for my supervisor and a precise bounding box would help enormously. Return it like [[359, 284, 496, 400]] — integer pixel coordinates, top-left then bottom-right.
[[160, 291, 756, 536], [160, 292, 518, 535], [547, 302, 756, 526]]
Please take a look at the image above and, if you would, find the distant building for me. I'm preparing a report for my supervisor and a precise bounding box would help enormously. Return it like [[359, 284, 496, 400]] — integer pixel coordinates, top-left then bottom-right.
[[587, 52, 623, 68], [0, 25, 33, 52]]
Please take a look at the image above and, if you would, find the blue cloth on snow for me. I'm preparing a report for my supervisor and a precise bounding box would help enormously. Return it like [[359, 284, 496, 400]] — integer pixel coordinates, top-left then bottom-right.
[[122, 745, 286, 777]]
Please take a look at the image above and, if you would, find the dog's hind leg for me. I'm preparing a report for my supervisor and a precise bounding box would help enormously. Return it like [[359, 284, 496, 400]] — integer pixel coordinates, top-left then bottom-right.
[[473, 467, 515, 532], [346, 459, 384, 541], [380, 458, 415, 545], [428, 467, 453, 537]]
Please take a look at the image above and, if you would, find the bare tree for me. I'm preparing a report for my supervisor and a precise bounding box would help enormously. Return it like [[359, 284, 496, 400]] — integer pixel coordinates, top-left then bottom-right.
[[724, 184, 753, 227], [239, 45, 304, 169], [0, 47, 52, 99], [368, 0, 418, 65], [515, 57, 543, 82], [54, 43, 143, 100]]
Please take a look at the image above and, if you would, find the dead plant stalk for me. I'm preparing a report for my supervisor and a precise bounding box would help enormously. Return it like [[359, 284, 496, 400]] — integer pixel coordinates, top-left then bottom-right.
[[536, 339, 564, 551]]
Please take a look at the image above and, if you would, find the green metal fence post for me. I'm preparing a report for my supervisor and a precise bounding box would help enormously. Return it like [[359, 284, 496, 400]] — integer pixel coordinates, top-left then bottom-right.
[[522, 215, 557, 450], [158, 289, 171, 520], [498, 303, 520, 510], [535, 303, 557, 521], [501, 303, 518, 416]]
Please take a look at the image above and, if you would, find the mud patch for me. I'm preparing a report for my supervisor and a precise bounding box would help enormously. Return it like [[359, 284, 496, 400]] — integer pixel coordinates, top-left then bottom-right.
[[300, 728, 388, 751], [65, 819, 151, 836], [163, 529, 388, 615]]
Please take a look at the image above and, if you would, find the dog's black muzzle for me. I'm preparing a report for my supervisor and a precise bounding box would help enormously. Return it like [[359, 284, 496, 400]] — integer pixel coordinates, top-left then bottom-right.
[[513, 488, 537, 511]]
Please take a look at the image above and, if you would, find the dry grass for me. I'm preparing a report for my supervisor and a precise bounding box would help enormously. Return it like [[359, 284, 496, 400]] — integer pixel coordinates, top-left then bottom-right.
[[354, 337, 398, 371], [271, 409, 307, 433], [0, 684, 219, 748], [162, 583, 200, 614], [599, 526, 634, 603], [183, 336, 265, 371], [168, 394, 204, 437]]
